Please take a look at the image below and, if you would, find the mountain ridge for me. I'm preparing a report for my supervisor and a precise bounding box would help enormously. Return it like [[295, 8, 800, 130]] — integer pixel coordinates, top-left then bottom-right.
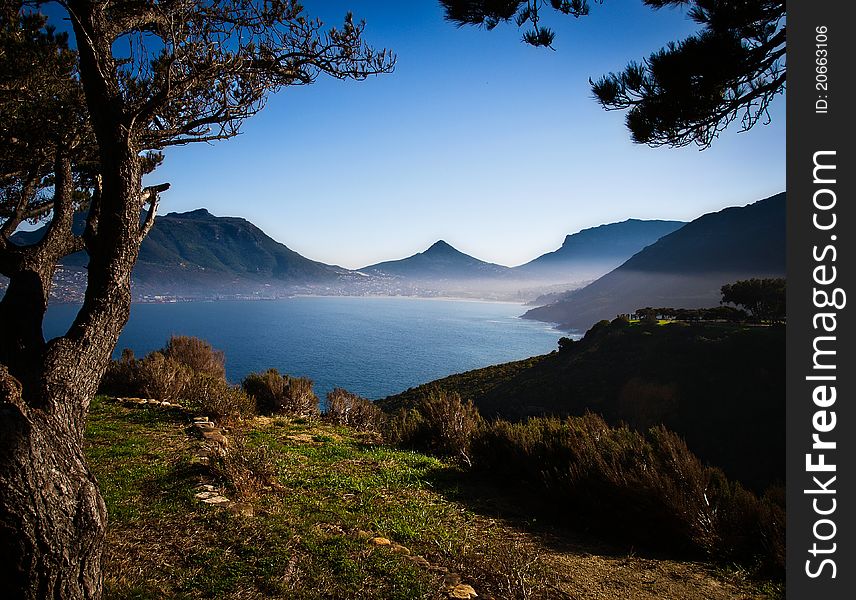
[[523, 192, 786, 330], [515, 218, 686, 282]]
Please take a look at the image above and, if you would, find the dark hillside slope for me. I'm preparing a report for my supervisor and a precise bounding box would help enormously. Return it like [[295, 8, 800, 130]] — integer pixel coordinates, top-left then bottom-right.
[[515, 218, 685, 281], [133, 209, 343, 285], [12, 209, 346, 294], [524, 193, 785, 330], [381, 319, 784, 490]]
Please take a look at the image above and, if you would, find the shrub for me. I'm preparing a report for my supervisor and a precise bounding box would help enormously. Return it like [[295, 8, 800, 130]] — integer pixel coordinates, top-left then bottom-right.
[[382, 407, 427, 447], [242, 369, 288, 414], [99, 336, 227, 398], [325, 388, 384, 431], [208, 436, 279, 501], [136, 352, 191, 403], [242, 369, 318, 417], [466, 413, 784, 575], [418, 389, 482, 466], [99, 348, 141, 396], [758, 487, 786, 573], [288, 376, 319, 417], [557, 337, 575, 352], [161, 335, 226, 380], [184, 372, 255, 423]]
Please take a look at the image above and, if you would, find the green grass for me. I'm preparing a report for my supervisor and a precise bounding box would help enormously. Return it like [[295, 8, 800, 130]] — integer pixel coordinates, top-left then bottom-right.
[[85, 397, 782, 600], [85, 399, 485, 599]]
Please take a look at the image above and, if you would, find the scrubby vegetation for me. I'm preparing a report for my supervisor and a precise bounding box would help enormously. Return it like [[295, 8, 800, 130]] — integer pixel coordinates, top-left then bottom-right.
[[95, 332, 785, 589], [242, 369, 319, 417], [99, 338, 286, 423], [100, 336, 328, 422], [388, 396, 784, 576], [162, 335, 227, 380], [86, 397, 782, 599], [382, 318, 785, 492], [471, 414, 785, 574], [387, 390, 482, 466], [325, 388, 384, 431], [184, 372, 256, 423]]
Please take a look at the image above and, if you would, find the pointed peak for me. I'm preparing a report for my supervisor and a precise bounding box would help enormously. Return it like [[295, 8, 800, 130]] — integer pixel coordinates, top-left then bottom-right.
[[425, 240, 458, 254]]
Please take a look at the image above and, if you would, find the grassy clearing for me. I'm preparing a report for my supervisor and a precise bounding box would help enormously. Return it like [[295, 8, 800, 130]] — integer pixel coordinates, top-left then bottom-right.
[[85, 397, 781, 599]]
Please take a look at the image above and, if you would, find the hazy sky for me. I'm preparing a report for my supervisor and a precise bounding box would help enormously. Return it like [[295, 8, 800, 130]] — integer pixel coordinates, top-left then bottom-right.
[[146, 1, 785, 269]]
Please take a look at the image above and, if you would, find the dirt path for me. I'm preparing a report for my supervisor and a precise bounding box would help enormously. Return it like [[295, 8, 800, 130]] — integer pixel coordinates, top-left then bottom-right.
[[542, 549, 765, 600]]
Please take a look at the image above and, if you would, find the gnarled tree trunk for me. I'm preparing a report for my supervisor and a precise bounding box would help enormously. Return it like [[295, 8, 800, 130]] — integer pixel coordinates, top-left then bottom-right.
[[0, 366, 107, 599], [0, 19, 147, 589], [0, 197, 141, 599], [0, 153, 142, 599]]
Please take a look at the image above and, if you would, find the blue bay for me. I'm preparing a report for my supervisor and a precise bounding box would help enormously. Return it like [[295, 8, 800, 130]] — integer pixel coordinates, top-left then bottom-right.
[[43, 297, 563, 400]]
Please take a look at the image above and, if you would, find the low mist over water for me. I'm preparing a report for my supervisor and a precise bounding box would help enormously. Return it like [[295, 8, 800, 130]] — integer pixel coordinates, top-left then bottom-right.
[[44, 297, 564, 400]]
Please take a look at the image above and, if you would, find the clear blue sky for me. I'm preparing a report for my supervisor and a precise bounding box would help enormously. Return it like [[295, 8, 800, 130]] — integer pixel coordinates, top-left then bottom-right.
[[145, 0, 785, 269]]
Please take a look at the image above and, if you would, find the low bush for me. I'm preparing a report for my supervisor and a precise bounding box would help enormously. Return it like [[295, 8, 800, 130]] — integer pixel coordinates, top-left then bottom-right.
[[325, 388, 384, 431], [288, 376, 318, 417], [161, 335, 226, 380], [382, 407, 427, 447], [422, 389, 482, 465], [242, 369, 287, 414], [99, 348, 141, 396], [242, 369, 318, 417], [467, 413, 785, 574], [208, 436, 279, 501], [184, 372, 256, 423], [395, 389, 482, 466], [100, 336, 226, 399], [136, 352, 191, 403]]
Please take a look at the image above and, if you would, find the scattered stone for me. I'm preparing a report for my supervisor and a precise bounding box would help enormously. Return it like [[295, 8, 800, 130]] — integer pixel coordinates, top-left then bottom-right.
[[229, 502, 255, 517], [354, 530, 372, 540], [194, 483, 216, 492], [202, 430, 228, 445], [202, 495, 230, 505], [448, 583, 478, 599], [407, 556, 431, 568], [369, 537, 391, 546], [428, 565, 449, 573], [390, 544, 411, 555]]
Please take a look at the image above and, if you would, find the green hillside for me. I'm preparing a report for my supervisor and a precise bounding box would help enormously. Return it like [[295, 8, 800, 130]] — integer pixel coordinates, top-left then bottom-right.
[[381, 319, 784, 491], [85, 397, 779, 599]]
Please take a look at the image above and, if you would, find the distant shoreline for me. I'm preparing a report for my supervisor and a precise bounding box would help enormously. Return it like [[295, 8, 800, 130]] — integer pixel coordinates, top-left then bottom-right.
[[288, 294, 529, 306], [47, 294, 532, 308]]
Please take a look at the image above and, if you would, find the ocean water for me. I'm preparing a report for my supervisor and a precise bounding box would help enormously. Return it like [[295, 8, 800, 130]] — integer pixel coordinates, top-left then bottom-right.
[[43, 296, 564, 400]]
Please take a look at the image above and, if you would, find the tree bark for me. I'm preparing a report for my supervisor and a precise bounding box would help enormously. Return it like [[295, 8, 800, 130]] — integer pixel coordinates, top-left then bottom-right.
[[0, 367, 107, 600], [0, 5, 146, 592]]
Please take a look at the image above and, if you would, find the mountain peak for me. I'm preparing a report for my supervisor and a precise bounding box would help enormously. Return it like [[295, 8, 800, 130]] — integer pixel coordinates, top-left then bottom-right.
[[167, 208, 213, 219], [424, 240, 458, 254]]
